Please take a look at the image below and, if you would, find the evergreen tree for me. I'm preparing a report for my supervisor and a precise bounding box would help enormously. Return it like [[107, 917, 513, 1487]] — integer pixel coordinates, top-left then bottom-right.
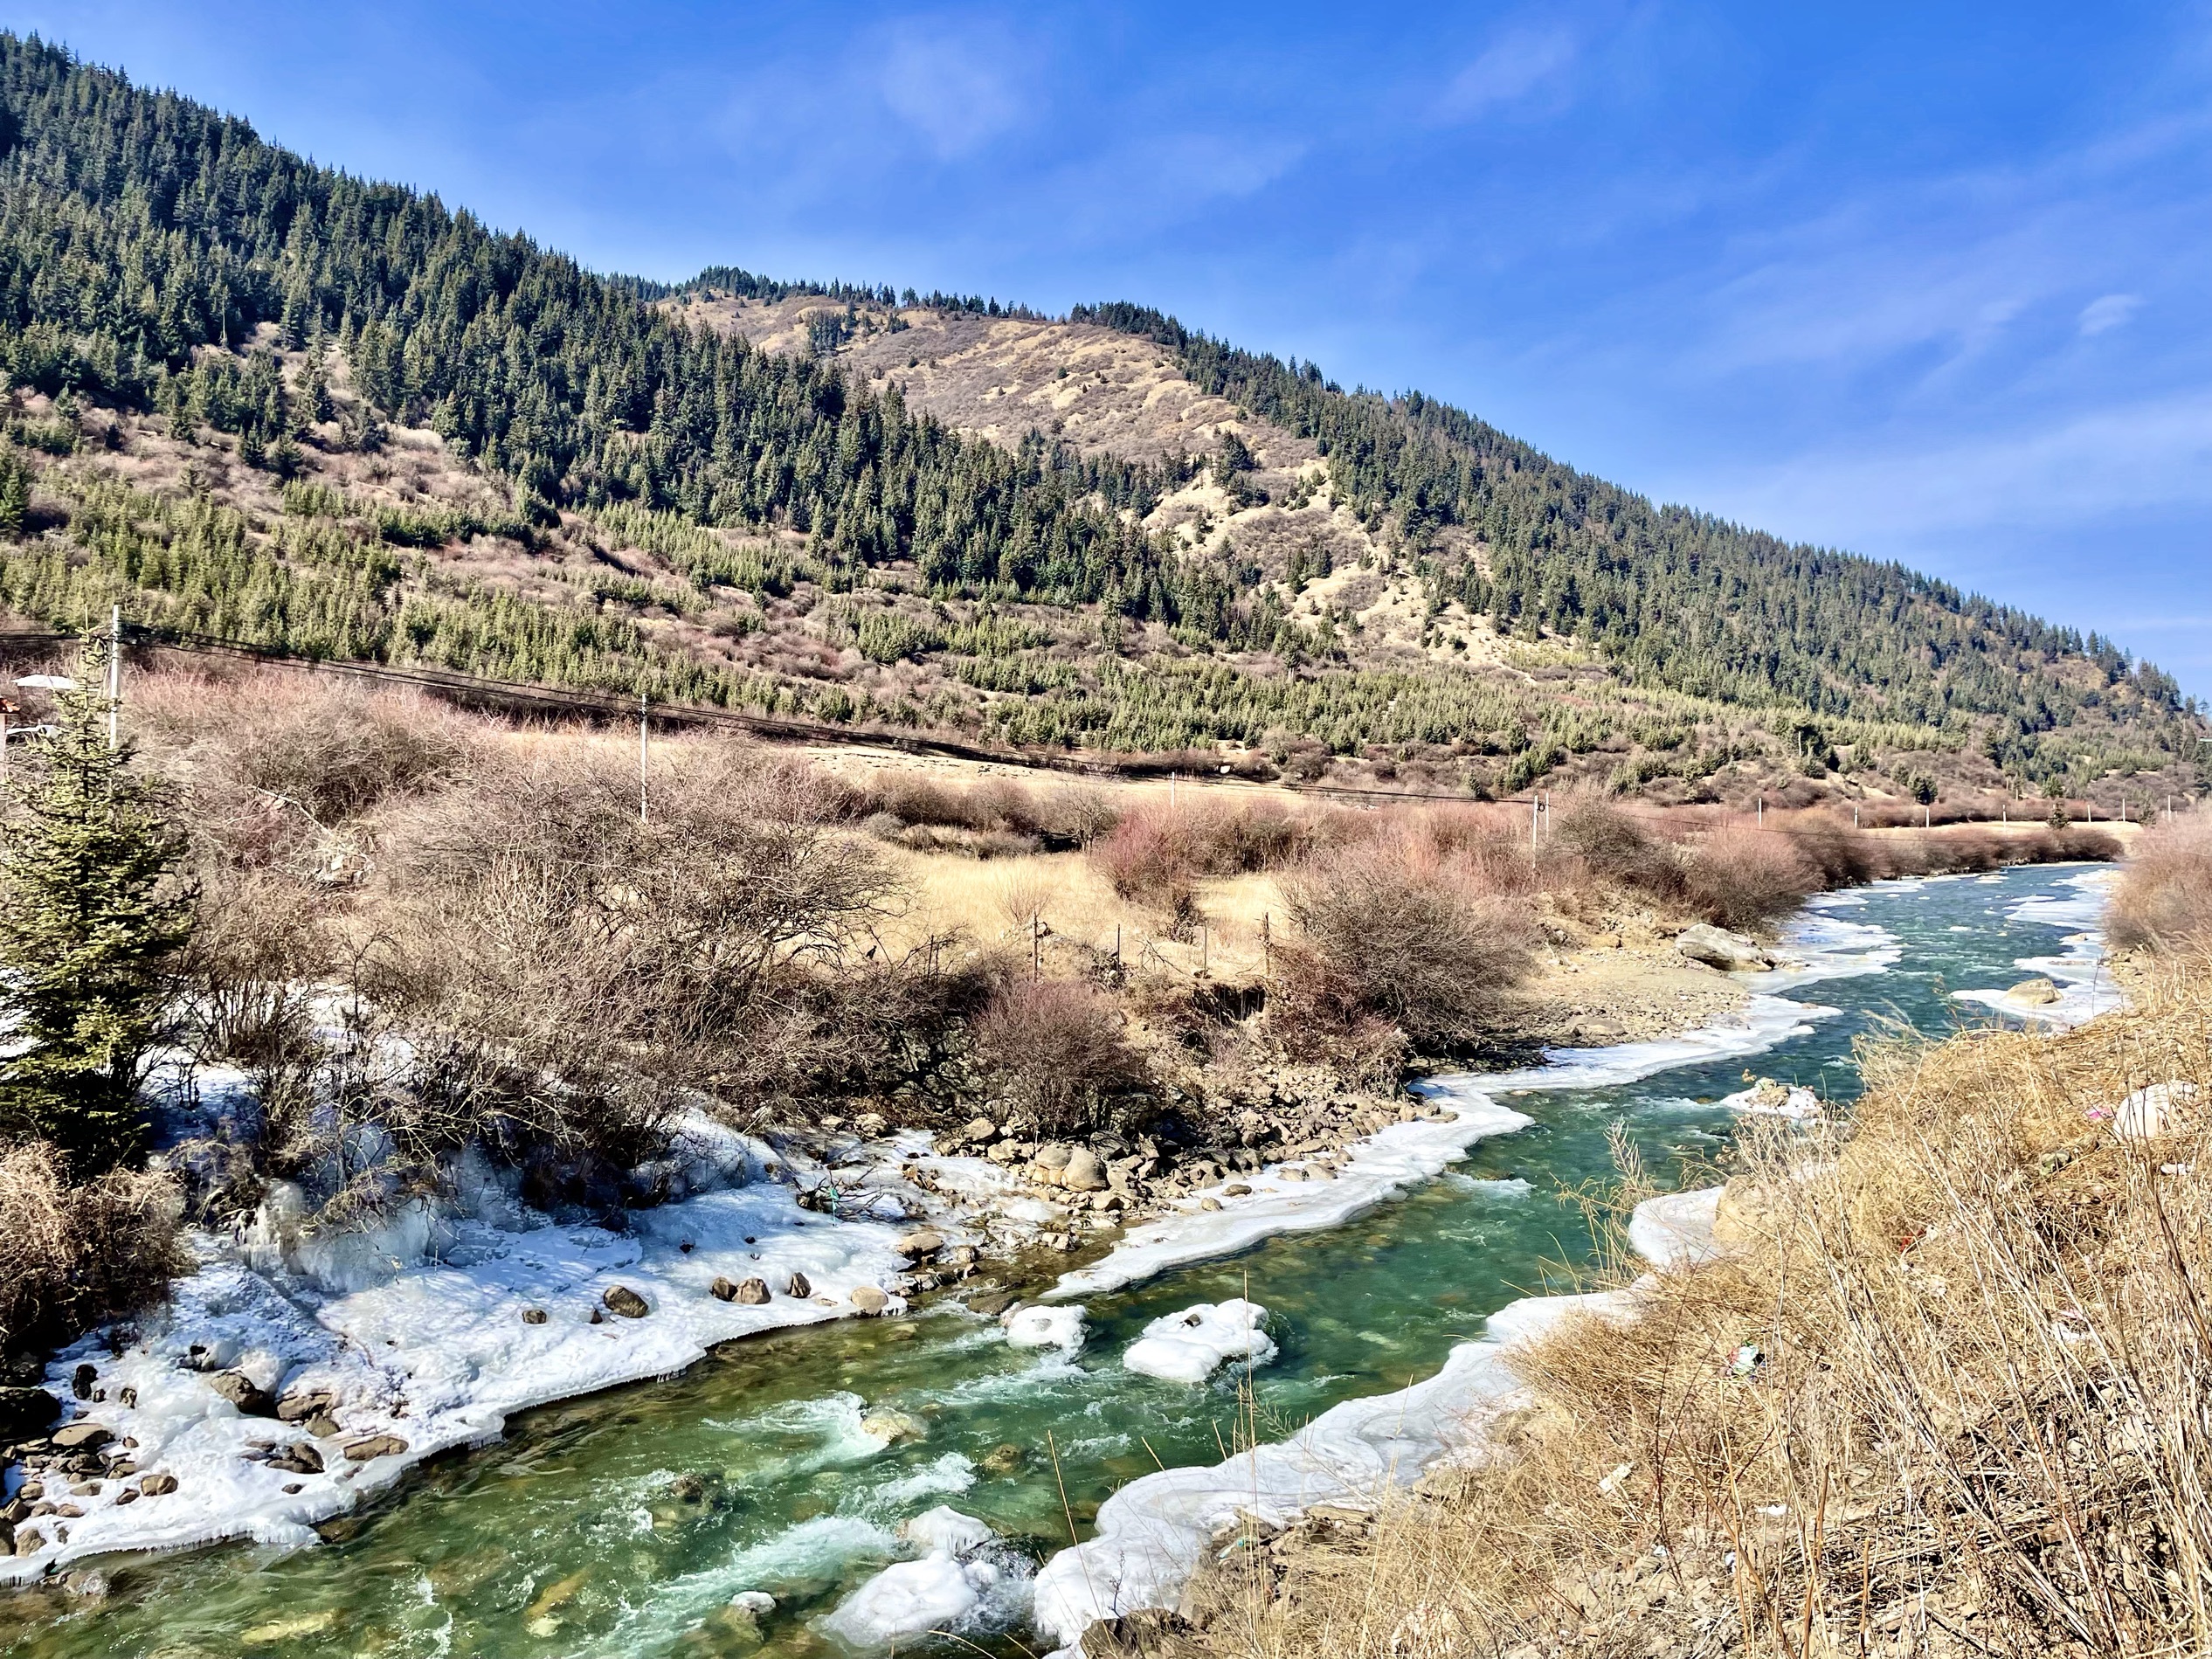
[[0, 644, 194, 1170]]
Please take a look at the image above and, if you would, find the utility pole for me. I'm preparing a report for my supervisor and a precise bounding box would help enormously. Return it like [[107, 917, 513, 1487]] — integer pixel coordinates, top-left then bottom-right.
[[1262, 911, 1271, 978], [1531, 793, 1538, 846], [638, 693, 649, 823], [1757, 794, 1764, 828], [106, 605, 121, 750]]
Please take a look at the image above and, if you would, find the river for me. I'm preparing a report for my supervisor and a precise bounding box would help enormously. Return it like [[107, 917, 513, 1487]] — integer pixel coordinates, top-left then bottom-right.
[[0, 864, 2113, 1658]]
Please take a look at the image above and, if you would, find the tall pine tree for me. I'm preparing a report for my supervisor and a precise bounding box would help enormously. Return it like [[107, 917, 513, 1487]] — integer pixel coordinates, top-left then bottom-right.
[[0, 642, 194, 1170]]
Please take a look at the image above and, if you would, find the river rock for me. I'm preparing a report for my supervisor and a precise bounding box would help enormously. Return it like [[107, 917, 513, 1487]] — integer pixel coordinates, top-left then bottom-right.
[[2008, 977, 2062, 1006], [1676, 924, 1773, 971], [895, 1229, 945, 1260], [0, 1387, 59, 1441], [209, 1372, 277, 1417], [305, 1413, 342, 1439], [267, 1442, 324, 1476], [1063, 1148, 1109, 1191], [732, 1277, 771, 1305], [850, 1285, 890, 1314], [602, 1285, 650, 1319], [342, 1434, 409, 1462], [959, 1117, 999, 1146], [70, 1365, 95, 1401], [859, 1410, 926, 1445], [50, 1423, 111, 1452], [138, 1473, 177, 1496], [785, 1272, 812, 1297], [1033, 1143, 1074, 1171], [522, 1308, 548, 1324], [275, 1386, 336, 1425], [982, 1441, 1027, 1473]]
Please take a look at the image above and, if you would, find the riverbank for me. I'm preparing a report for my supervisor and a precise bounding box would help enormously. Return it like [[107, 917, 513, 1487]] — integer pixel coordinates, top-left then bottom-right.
[[1075, 884, 2201, 1659], [0, 863, 2100, 1602]]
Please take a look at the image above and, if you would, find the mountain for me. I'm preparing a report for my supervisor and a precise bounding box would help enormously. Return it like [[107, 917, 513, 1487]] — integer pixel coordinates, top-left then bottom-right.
[[0, 33, 2199, 807]]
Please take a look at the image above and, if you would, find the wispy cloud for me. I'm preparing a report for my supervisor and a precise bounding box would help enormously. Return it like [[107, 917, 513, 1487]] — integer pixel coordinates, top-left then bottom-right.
[[873, 18, 1028, 158], [1700, 390, 2212, 542], [1437, 24, 1577, 121], [2078, 292, 2143, 335]]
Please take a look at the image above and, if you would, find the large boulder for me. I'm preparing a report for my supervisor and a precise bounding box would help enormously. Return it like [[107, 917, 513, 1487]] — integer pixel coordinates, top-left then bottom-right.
[[1061, 1148, 1109, 1192], [2007, 978, 2061, 1006], [1676, 924, 1773, 972], [895, 1230, 945, 1261]]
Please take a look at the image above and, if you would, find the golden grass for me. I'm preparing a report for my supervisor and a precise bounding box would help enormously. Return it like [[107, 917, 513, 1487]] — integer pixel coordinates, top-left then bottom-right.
[[1137, 954, 2212, 1659]]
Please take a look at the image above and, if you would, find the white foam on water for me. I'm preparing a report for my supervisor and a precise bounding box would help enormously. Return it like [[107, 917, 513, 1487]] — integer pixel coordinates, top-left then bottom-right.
[[1445, 1173, 1534, 1197], [1122, 1300, 1277, 1385], [864, 1453, 978, 1509]]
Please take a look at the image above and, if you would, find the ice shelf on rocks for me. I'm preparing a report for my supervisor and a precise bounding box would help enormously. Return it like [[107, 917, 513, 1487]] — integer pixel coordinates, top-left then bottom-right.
[[1123, 1299, 1276, 1384], [2, 1116, 972, 1586], [819, 1506, 1030, 1649], [1003, 1304, 1086, 1352]]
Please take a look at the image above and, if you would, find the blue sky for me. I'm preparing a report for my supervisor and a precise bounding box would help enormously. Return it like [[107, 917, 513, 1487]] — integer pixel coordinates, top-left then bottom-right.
[[18, 2, 2212, 695]]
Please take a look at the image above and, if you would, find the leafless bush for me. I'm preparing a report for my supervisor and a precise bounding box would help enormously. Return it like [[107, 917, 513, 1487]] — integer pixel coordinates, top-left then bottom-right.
[[968, 978, 1157, 1137], [370, 740, 898, 1183], [1552, 797, 1683, 899], [0, 1141, 183, 1360], [1278, 835, 1535, 1052], [1680, 824, 1821, 930]]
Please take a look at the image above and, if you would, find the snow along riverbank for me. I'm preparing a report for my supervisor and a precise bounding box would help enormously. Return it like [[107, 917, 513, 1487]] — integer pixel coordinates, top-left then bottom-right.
[[0, 877, 1916, 1599], [1953, 868, 2125, 1030], [1030, 868, 2123, 1655], [1051, 900, 1898, 1303], [1029, 1190, 1713, 1652], [2, 1115, 1022, 1586]]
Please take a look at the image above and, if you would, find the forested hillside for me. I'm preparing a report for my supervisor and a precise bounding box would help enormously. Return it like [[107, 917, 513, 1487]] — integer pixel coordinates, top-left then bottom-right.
[[0, 31, 2199, 805]]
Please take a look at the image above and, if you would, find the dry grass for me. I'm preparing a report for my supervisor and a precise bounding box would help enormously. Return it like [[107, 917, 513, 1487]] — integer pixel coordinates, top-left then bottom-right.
[[1139, 953, 2212, 1659], [0, 1141, 184, 1360], [2112, 807, 2212, 951]]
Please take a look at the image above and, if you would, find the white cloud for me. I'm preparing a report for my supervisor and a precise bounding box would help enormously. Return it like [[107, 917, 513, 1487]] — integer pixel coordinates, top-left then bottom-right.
[[1696, 390, 2212, 543], [874, 21, 1027, 158], [2078, 292, 2143, 335], [1438, 26, 1578, 121]]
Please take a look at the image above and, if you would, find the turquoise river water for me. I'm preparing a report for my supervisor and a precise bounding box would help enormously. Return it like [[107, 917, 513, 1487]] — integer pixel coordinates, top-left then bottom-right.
[[0, 865, 2110, 1658]]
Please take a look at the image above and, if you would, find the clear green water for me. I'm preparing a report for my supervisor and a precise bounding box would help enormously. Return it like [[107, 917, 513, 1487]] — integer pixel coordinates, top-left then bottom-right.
[[0, 868, 2100, 1658]]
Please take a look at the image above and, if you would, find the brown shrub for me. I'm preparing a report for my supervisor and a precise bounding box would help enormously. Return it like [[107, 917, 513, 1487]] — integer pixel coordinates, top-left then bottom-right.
[[1279, 836, 1535, 1052], [2112, 809, 2212, 950], [1551, 798, 1683, 899], [1679, 825, 1821, 930], [370, 739, 898, 1180], [968, 978, 1156, 1137], [0, 1141, 184, 1360]]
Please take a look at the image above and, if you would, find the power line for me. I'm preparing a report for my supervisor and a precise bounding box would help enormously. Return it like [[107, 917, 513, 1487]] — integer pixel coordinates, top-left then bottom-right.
[[0, 624, 2156, 833]]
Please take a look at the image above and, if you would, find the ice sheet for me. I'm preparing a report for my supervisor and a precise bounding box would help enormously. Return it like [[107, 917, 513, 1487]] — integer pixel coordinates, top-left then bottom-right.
[[1122, 1299, 1275, 1384], [6, 1153, 916, 1585], [1032, 1191, 1716, 1650]]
